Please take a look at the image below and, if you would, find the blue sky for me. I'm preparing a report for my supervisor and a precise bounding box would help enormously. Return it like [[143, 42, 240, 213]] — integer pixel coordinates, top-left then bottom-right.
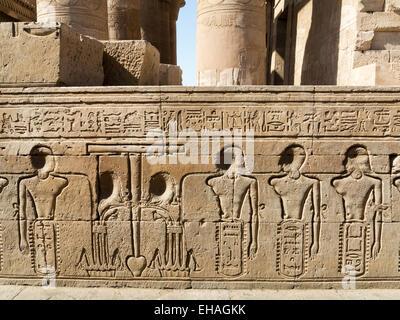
[[177, 1, 197, 86]]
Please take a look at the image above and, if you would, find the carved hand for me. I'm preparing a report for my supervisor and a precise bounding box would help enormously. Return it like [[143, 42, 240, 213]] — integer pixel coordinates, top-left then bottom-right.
[[373, 204, 389, 213], [311, 242, 319, 256], [19, 240, 29, 255], [372, 242, 381, 260], [249, 242, 257, 260]]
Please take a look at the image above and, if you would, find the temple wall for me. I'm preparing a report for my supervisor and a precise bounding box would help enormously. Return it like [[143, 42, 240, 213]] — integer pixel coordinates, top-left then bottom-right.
[[274, 0, 400, 86], [291, 0, 357, 85], [0, 86, 399, 288]]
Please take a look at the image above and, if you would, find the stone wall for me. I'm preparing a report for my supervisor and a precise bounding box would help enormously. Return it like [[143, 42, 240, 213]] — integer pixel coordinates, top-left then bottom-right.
[[271, 0, 400, 85], [0, 86, 400, 288], [293, 0, 347, 85], [352, 0, 400, 85]]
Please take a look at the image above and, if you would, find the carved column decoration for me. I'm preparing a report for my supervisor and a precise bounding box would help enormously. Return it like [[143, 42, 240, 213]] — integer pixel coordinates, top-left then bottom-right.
[[197, 0, 267, 86], [36, 0, 108, 40], [107, 0, 140, 40]]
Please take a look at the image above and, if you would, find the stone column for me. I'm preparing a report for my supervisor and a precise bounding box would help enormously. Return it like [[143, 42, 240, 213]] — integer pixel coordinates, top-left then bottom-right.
[[141, 0, 184, 65], [141, 0, 161, 61], [169, 0, 185, 65], [197, 0, 267, 86], [107, 0, 141, 40], [36, 0, 108, 40], [159, 0, 171, 64]]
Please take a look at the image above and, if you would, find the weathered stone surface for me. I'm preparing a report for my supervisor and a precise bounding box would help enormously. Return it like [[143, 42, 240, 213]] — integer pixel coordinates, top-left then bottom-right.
[[4, 286, 400, 299], [159, 64, 182, 85], [197, 0, 266, 85], [352, 62, 400, 85], [353, 50, 390, 68], [355, 31, 375, 51], [358, 12, 400, 32], [268, 0, 400, 86], [0, 22, 104, 87], [0, 86, 399, 288], [36, 0, 108, 40], [371, 32, 400, 50], [386, 0, 400, 12], [102, 40, 160, 86], [359, 0, 385, 12]]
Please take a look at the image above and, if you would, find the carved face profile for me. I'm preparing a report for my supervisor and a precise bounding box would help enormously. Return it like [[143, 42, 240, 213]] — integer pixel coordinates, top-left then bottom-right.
[[30, 145, 56, 179], [278, 144, 306, 174], [343, 145, 371, 174], [392, 156, 400, 174], [220, 146, 246, 173]]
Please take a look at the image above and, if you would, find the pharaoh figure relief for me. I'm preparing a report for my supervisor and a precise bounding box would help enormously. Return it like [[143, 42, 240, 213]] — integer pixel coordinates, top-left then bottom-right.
[[269, 144, 321, 278], [0, 177, 7, 194], [18, 146, 68, 275], [206, 146, 259, 277], [332, 145, 387, 277], [392, 156, 400, 193]]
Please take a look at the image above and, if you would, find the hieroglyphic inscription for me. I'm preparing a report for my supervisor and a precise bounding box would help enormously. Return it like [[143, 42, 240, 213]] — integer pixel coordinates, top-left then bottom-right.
[[277, 221, 308, 278], [2, 88, 400, 288], [0, 108, 160, 137], [339, 222, 370, 277], [217, 222, 243, 277], [3, 107, 400, 138]]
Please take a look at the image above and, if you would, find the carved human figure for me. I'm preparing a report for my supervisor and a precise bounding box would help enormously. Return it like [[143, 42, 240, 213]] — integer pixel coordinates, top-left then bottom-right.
[[269, 144, 321, 256], [392, 156, 400, 192], [332, 145, 385, 260], [0, 177, 7, 194], [18, 146, 68, 273], [207, 146, 259, 259]]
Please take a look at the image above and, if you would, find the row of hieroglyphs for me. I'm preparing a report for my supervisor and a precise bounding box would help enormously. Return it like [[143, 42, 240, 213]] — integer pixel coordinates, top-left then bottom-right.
[[0, 141, 400, 280], [2, 107, 400, 137]]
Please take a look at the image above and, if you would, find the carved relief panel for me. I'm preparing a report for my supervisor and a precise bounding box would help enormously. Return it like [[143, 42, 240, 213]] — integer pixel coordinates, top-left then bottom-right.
[[0, 87, 399, 288]]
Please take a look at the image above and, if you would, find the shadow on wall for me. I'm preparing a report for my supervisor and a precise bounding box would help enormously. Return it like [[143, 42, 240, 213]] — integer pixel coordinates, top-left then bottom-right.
[[301, 0, 342, 85]]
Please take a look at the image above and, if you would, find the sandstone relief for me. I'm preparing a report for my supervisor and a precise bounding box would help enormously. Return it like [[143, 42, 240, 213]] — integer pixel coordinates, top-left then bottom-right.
[[2, 0, 400, 294], [0, 87, 398, 289], [333, 145, 387, 277], [270, 144, 321, 278]]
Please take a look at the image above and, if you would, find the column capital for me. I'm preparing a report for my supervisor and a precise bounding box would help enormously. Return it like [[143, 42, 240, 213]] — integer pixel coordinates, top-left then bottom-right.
[[170, 0, 185, 21]]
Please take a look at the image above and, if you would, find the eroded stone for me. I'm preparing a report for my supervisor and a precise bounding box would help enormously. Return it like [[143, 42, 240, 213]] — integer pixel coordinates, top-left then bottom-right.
[[102, 40, 160, 86], [159, 64, 183, 85], [0, 22, 104, 87]]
